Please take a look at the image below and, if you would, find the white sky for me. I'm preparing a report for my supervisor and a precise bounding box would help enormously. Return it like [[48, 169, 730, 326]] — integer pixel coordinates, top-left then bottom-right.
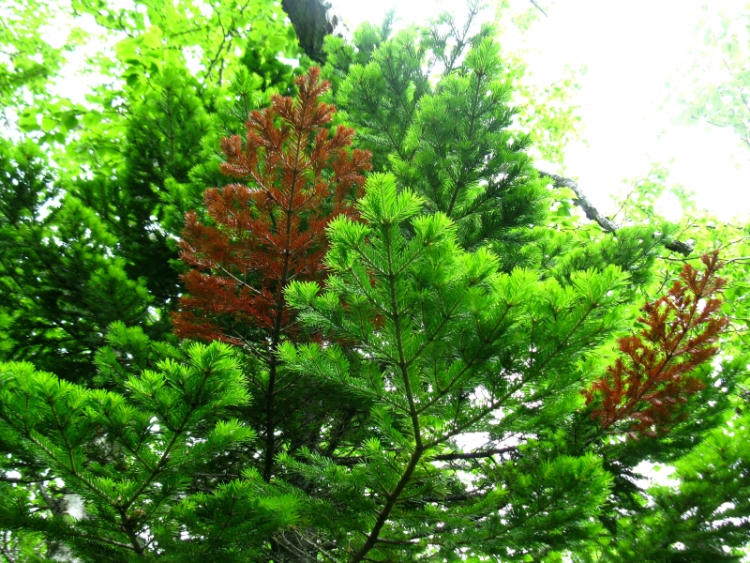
[[335, 0, 750, 222]]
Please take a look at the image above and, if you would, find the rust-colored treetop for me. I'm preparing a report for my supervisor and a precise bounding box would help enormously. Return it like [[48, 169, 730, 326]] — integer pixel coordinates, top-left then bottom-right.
[[586, 251, 729, 437], [174, 67, 372, 347]]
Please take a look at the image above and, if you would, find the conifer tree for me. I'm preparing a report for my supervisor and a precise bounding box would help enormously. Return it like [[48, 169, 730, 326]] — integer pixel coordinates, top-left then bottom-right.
[[0, 0, 303, 378], [0, 336, 299, 561], [323, 11, 684, 280], [0, 139, 152, 382], [281, 174, 631, 560], [174, 66, 371, 483]]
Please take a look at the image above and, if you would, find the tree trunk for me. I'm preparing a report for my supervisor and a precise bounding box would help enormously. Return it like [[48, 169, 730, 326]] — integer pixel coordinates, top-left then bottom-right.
[[280, 0, 347, 62]]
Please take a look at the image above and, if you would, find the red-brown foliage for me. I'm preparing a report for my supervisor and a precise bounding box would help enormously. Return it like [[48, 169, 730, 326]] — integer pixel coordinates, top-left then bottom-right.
[[585, 251, 729, 437], [173, 67, 372, 348]]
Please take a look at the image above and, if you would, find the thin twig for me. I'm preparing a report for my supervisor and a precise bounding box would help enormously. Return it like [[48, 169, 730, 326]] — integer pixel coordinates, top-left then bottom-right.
[[530, 0, 548, 17]]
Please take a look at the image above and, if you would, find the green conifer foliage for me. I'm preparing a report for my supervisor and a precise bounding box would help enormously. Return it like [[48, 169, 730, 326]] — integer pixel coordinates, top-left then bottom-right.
[[74, 67, 210, 311], [325, 21, 547, 255], [323, 8, 675, 282], [0, 140, 152, 382], [0, 0, 303, 379], [0, 340, 298, 561], [587, 413, 750, 563], [281, 174, 632, 561]]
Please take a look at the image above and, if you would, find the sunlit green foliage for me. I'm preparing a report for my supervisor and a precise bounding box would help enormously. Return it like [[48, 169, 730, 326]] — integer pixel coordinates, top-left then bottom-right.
[[672, 3, 750, 150]]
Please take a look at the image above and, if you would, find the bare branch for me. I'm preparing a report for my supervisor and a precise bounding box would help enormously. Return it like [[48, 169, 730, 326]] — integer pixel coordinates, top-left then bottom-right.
[[539, 170, 618, 231], [723, 255, 750, 265], [432, 446, 515, 461], [539, 170, 694, 255], [530, 0, 548, 17]]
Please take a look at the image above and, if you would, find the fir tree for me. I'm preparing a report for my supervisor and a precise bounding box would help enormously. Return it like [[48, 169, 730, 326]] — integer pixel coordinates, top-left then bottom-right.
[[0, 336, 298, 562], [0, 0, 303, 379], [281, 174, 631, 560], [174, 66, 371, 484], [0, 139, 152, 382]]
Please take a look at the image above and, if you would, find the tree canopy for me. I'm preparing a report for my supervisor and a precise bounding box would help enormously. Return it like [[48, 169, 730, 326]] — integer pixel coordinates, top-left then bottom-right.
[[0, 1, 748, 562]]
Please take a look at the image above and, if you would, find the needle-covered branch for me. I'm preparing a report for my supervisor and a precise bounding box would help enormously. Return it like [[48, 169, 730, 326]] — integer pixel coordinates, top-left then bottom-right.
[[0, 343, 297, 559], [283, 174, 633, 561], [585, 251, 729, 436]]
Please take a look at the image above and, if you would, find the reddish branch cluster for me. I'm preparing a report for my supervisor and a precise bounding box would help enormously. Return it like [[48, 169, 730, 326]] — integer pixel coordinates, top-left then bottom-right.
[[585, 251, 729, 437], [173, 67, 372, 346]]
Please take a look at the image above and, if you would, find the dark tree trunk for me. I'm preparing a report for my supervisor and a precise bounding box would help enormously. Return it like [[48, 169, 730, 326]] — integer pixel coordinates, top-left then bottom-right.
[[280, 0, 346, 62]]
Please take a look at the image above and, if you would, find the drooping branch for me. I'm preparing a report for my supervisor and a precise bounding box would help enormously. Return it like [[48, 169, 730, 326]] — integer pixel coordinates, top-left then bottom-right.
[[539, 170, 694, 256]]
